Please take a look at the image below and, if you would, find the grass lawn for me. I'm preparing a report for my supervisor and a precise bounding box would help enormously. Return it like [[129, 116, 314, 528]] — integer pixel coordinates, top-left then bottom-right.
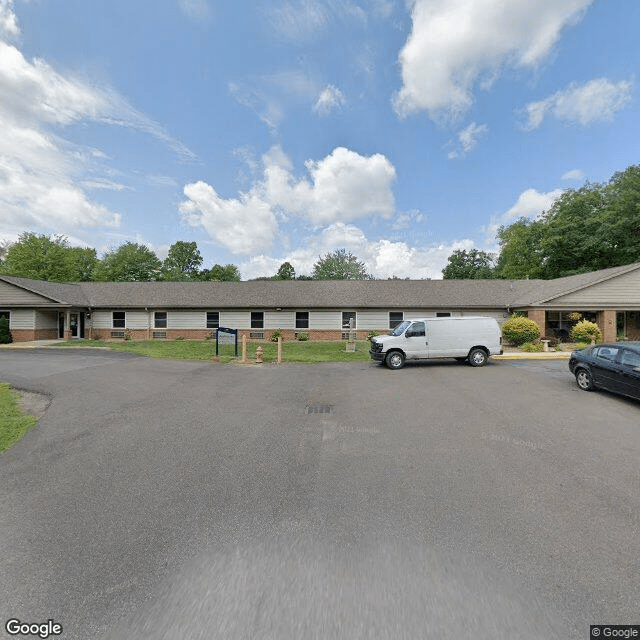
[[52, 339, 373, 363], [0, 383, 39, 452]]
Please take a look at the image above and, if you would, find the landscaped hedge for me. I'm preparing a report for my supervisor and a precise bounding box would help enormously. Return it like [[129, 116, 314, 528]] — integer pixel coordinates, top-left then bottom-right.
[[501, 315, 541, 346], [571, 320, 602, 343]]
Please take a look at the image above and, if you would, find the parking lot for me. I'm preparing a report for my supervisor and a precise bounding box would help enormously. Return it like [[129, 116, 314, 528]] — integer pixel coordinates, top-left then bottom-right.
[[1, 349, 639, 639]]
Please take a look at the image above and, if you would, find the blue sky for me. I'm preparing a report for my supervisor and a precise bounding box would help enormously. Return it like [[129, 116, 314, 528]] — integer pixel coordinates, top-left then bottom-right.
[[0, 0, 638, 278]]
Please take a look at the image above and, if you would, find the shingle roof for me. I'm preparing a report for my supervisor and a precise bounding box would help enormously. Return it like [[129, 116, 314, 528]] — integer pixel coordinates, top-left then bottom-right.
[[75, 279, 522, 308], [3, 261, 640, 310], [0, 275, 90, 306]]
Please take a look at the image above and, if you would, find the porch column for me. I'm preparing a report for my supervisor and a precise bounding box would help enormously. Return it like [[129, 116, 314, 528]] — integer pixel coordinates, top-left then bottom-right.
[[596, 309, 616, 343], [64, 310, 72, 341], [527, 308, 546, 334]]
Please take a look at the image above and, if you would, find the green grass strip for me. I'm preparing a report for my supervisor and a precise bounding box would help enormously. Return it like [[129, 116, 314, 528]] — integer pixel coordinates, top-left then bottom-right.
[[53, 339, 373, 363], [0, 383, 39, 452]]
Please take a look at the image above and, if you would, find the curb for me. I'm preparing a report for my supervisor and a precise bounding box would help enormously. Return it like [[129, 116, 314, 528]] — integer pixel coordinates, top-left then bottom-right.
[[494, 353, 571, 360]]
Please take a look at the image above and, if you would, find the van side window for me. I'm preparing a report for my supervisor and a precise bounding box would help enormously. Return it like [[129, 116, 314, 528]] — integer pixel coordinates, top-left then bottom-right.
[[406, 322, 425, 337]]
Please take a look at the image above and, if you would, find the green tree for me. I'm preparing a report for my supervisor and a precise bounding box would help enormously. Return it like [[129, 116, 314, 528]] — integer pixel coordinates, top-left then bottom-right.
[[494, 218, 545, 279], [198, 264, 241, 281], [442, 249, 496, 279], [276, 261, 295, 280], [161, 241, 203, 281], [311, 249, 371, 280], [94, 242, 162, 281], [1, 233, 97, 282]]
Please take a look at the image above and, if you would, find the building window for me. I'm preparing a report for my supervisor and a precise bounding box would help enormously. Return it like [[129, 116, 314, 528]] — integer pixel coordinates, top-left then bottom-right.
[[389, 312, 403, 329], [112, 311, 125, 328], [342, 311, 356, 329], [296, 311, 309, 329], [251, 311, 264, 329], [154, 312, 167, 328], [206, 312, 219, 329], [436, 312, 451, 317]]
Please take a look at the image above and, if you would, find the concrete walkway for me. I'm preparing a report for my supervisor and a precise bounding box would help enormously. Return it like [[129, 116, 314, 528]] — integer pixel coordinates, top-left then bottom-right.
[[0, 339, 68, 349]]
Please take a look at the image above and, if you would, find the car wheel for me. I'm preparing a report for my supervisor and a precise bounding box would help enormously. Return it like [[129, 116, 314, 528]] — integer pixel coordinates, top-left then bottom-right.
[[575, 368, 595, 391], [468, 348, 487, 367], [386, 351, 405, 370]]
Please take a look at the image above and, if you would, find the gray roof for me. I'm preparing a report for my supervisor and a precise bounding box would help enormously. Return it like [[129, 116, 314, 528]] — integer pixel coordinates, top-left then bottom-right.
[[2, 261, 640, 310]]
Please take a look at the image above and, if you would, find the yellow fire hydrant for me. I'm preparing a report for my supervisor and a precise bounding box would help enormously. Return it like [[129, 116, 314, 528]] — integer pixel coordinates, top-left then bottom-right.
[[255, 346, 264, 364]]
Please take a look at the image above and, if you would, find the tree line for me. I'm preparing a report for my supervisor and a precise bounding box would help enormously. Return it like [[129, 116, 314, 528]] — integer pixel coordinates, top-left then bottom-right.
[[442, 164, 640, 280], [0, 235, 373, 282]]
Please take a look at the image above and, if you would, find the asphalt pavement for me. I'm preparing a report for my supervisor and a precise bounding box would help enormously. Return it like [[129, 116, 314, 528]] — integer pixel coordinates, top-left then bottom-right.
[[1, 349, 638, 639]]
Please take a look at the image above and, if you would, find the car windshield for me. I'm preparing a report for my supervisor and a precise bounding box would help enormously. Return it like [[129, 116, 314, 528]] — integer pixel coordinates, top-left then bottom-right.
[[391, 320, 411, 336]]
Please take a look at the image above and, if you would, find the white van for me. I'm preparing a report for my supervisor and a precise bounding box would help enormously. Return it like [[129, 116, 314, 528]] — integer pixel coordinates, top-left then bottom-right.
[[369, 316, 503, 369]]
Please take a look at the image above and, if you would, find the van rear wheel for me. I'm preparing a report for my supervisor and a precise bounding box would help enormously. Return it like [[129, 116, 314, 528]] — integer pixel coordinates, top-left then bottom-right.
[[468, 348, 487, 367], [386, 351, 405, 370]]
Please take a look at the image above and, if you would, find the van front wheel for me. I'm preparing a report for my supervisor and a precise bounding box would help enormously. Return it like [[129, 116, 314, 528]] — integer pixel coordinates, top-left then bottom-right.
[[468, 348, 487, 367], [386, 351, 405, 370]]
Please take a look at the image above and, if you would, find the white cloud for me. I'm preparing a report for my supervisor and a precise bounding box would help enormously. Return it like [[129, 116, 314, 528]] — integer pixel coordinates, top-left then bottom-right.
[[179, 146, 397, 254], [561, 169, 585, 181], [230, 71, 319, 132], [0, 0, 19, 38], [267, 0, 373, 41], [179, 181, 278, 255], [483, 187, 563, 243], [238, 221, 475, 279], [394, 0, 594, 120], [522, 77, 633, 129], [448, 121, 488, 158], [0, 15, 193, 238], [178, 0, 211, 21], [313, 84, 346, 116]]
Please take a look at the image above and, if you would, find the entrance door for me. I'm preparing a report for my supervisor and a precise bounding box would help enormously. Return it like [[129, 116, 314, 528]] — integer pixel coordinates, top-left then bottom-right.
[[58, 313, 64, 338], [70, 313, 78, 338], [79, 312, 85, 339]]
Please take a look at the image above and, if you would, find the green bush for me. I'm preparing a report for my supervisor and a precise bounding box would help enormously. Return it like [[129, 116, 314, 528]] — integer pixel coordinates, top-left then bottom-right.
[[521, 341, 544, 352], [296, 332, 309, 341], [270, 329, 282, 342], [367, 331, 380, 340], [0, 316, 12, 344], [571, 320, 602, 344], [501, 316, 541, 346]]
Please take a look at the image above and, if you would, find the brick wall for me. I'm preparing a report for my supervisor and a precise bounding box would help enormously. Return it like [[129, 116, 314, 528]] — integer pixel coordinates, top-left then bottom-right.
[[88, 328, 377, 342]]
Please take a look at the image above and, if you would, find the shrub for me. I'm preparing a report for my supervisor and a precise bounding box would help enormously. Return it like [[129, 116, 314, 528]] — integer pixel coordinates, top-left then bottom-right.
[[501, 315, 541, 346], [367, 331, 380, 340], [123, 329, 132, 341], [571, 320, 602, 344], [296, 332, 309, 341], [521, 341, 544, 352], [0, 316, 12, 344], [270, 329, 282, 342]]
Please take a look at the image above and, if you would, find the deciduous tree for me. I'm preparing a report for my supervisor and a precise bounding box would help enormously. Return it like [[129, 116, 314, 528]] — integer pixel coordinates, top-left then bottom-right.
[[311, 249, 371, 280], [94, 242, 162, 281], [442, 249, 496, 279]]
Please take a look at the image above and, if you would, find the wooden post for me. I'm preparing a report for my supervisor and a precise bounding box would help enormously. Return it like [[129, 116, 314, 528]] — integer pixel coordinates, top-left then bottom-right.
[[277, 336, 283, 363], [240, 334, 248, 363]]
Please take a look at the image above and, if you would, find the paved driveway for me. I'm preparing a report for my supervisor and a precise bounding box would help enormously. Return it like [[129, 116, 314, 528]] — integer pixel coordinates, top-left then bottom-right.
[[1, 350, 639, 639]]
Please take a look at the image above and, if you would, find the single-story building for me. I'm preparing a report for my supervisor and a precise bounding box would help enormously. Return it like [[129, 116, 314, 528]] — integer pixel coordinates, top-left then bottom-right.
[[1, 261, 640, 343]]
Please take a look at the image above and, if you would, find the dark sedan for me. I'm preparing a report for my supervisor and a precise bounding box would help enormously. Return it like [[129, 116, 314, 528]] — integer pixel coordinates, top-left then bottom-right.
[[569, 341, 640, 401]]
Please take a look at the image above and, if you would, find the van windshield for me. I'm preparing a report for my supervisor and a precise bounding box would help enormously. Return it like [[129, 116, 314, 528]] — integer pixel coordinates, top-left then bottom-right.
[[391, 320, 411, 336]]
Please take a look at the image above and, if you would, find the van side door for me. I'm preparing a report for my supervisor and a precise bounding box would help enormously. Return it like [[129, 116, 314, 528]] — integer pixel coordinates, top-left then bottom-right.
[[404, 321, 428, 360]]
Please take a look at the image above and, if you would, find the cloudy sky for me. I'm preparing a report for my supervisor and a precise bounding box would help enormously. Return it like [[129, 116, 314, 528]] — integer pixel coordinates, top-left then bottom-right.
[[0, 0, 637, 278]]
